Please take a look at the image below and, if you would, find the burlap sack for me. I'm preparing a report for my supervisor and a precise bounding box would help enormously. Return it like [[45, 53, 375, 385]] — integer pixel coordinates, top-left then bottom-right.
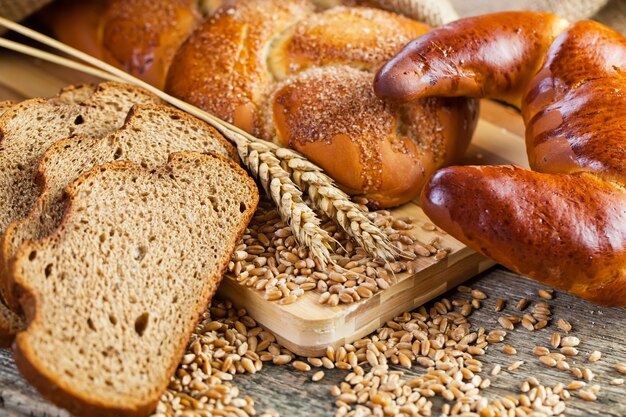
[[0, 0, 51, 22], [371, 0, 625, 33]]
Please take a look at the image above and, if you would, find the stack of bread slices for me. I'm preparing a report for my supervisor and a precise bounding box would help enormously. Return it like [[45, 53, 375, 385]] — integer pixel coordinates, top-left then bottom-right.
[[0, 82, 259, 417]]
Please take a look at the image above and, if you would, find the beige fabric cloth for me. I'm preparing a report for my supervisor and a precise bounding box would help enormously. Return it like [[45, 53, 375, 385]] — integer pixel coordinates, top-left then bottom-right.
[[522, 0, 609, 21], [370, 0, 459, 25], [447, 0, 626, 34], [372, 0, 626, 33]]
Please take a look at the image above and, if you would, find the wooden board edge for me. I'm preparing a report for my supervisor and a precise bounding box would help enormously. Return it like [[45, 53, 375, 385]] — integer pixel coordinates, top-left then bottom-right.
[[221, 252, 495, 356]]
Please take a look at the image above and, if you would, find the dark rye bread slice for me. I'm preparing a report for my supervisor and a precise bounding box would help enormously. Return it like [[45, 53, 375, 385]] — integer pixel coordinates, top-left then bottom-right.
[[0, 82, 159, 343], [1, 104, 237, 310], [12, 151, 258, 417]]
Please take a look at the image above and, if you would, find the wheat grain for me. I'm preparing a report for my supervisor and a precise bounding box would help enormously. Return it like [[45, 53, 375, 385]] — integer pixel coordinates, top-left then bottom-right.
[[457, 285, 472, 293], [293, 361, 311, 372], [540, 355, 557, 367], [578, 390, 597, 401], [583, 368, 595, 381], [498, 317, 514, 330], [503, 345, 517, 355], [568, 381, 586, 390], [538, 289, 554, 299], [516, 298, 529, 311], [572, 367, 583, 378], [312, 371, 325, 382], [521, 318, 535, 331], [561, 336, 580, 347], [557, 318, 572, 333], [557, 360, 570, 371], [560, 346, 579, 356]]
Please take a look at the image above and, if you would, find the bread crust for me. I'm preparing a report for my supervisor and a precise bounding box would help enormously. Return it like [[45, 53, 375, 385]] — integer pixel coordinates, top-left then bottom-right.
[[104, 0, 201, 89], [523, 20, 626, 184], [380, 12, 626, 305], [421, 166, 626, 306], [166, 0, 314, 135], [50, 0, 478, 208], [0, 100, 15, 112], [12, 152, 258, 417], [375, 11, 569, 107], [269, 66, 478, 207]]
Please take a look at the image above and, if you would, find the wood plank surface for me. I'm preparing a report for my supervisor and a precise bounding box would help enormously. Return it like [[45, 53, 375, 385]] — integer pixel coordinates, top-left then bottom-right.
[[1, 269, 625, 416]]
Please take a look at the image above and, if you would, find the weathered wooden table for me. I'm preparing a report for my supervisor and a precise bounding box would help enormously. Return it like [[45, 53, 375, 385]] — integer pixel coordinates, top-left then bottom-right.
[[1, 2, 626, 414], [1, 267, 625, 416]]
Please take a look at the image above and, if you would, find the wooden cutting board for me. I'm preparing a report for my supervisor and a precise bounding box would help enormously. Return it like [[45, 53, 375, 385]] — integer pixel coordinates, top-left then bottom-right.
[[219, 111, 527, 356], [0, 51, 528, 357]]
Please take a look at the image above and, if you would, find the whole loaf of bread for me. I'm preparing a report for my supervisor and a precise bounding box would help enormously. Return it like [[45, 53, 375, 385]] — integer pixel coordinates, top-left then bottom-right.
[[47, 0, 478, 208], [375, 12, 626, 306]]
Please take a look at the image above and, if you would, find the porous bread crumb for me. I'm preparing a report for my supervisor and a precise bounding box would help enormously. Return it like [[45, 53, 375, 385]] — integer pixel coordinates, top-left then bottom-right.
[[13, 152, 258, 415]]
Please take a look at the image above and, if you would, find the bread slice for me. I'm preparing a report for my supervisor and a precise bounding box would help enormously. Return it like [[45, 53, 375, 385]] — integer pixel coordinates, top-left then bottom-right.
[[0, 82, 159, 237], [0, 83, 159, 342], [0, 100, 29, 346], [12, 151, 258, 417], [1, 103, 237, 310]]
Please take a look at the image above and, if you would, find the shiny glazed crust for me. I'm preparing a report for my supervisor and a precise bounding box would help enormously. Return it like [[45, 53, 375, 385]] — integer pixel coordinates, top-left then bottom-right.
[[378, 12, 626, 306], [48, 0, 479, 208], [375, 11, 569, 108]]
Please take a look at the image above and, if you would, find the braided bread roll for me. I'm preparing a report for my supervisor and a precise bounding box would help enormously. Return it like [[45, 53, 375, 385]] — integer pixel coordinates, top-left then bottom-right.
[[375, 12, 626, 306], [48, 0, 478, 208]]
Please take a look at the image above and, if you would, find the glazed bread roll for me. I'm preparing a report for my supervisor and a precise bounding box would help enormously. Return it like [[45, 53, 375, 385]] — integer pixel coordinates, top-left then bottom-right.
[[48, 0, 478, 208], [375, 12, 626, 306]]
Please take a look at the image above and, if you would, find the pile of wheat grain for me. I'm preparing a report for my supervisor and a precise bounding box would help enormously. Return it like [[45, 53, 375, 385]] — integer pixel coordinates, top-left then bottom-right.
[[227, 200, 447, 306]]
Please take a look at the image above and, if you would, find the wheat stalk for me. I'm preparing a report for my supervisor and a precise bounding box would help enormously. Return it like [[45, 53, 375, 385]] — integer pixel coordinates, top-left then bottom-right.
[[223, 130, 333, 268], [273, 147, 402, 261]]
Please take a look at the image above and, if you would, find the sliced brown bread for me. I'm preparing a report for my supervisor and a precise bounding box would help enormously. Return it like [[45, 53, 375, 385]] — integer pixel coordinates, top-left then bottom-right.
[[12, 151, 258, 417], [0, 82, 159, 342], [1, 103, 237, 310], [0, 100, 28, 346], [0, 81, 159, 237]]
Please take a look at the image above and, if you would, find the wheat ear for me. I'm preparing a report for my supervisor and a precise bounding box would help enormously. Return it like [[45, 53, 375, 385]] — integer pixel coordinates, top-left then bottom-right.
[[223, 130, 333, 268], [273, 147, 402, 261]]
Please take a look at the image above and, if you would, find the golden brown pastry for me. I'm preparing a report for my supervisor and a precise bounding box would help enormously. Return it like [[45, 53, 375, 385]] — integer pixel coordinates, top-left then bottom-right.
[[47, 0, 478, 208], [375, 12, 626, 306]]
